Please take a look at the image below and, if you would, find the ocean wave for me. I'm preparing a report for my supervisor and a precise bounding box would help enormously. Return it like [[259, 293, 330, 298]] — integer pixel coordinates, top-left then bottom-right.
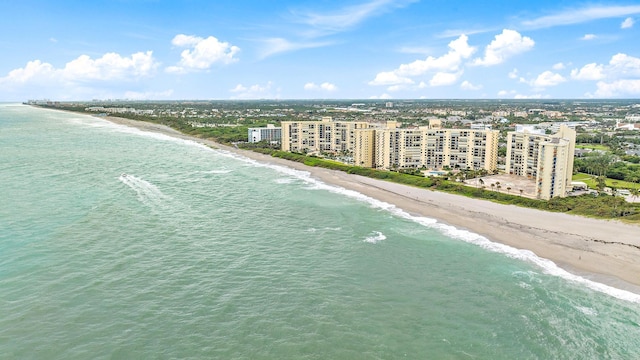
[[119, 173, 170, 209], [364, 231, 386, 244]]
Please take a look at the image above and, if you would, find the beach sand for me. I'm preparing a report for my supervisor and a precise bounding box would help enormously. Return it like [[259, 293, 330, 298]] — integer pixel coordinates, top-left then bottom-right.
[[101, 115, 640, 294]]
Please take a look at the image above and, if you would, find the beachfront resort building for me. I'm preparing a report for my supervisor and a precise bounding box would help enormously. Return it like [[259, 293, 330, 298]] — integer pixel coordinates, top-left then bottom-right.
[[281, 117, 371, 154], [248, 124, 281, 143], [366, 122, 499, 172], [505, 125, 576, 200]]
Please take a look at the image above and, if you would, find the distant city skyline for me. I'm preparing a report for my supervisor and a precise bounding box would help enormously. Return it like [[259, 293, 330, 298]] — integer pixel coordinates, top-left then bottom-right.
[[1, 0, 640, 101]]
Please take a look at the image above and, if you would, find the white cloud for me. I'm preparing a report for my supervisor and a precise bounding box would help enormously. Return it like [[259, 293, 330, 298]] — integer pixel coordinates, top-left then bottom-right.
[[571, 53, 640, 82], [293, 0, 417, 33], [571, 63, 605, 80], [621, 17, 635, 29], [552, 62, 566, 70], [387, 85, 404, 92], [369, 93, 392, 99], [472, 29, 534, 66], [258, 38, 332, 59], [530, 71, 566, 88], [369, 34, 475, 86], [304, 82, 338, 91], [593, 79, 640, 97], [581, 34, 597, 41], [460, 80, 482, 90], [429, 71, 462, 86], [63, 52, 157, 81], [508, 68, 519, 79], [229, 81, 278, 99], [572, 53, 640, 97], [166, 34, 239, 74], [522, 5, 640, 29], [609, 53, 640, 76], [369, 71, 414, 86], [0, 52, 157, 86]]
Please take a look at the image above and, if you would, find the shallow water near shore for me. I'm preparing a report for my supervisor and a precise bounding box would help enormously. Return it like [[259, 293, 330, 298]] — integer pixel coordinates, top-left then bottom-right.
[[2, 104, 640, 359]]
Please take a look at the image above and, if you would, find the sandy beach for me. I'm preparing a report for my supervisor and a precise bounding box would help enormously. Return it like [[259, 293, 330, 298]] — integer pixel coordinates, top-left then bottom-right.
[[101, 115, 640, 294]]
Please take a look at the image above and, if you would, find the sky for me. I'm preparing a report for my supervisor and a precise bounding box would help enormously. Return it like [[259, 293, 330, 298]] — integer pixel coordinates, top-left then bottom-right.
[[1, 0, 640, 101]]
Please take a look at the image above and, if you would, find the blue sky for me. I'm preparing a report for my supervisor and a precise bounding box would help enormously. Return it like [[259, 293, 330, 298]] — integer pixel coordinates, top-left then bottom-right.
[[1, 0, 640, 100]]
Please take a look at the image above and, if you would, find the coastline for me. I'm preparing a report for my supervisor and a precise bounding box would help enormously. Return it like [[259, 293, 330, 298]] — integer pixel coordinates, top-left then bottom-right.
[[99, 114, 640, 295]]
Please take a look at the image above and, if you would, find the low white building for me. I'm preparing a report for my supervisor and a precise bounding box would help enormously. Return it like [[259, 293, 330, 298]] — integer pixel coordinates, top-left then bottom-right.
[[248, 124, 282, 143]]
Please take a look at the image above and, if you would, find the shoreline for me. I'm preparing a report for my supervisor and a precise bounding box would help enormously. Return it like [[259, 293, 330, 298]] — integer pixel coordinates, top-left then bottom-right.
[[96, 114, 640, 296]]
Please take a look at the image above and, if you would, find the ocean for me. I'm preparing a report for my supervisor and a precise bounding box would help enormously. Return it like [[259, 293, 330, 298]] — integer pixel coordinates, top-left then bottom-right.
[[1, 104, 639, 359]]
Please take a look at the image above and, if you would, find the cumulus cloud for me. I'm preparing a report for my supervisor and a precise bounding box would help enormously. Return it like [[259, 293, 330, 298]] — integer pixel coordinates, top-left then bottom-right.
[[472, 29, 534, 66], [530, 71, 566, 88], [572, 53, 640, 97], [166, 34, 239, 74], [369, 34, 475, 86], [581, 34, 597, 41], [571, 53, 640, 82], [304, 82, 338, 91], [621, 17, 635, 29], [571, 63, 605, 80], [0, 52, 157, 86], [460, 80, 482, 90], [229, 81, 278, 99], [508, 68, 519, 79], [369, 93, 392, 99], [552, 62, 566, 70], [429, 71, 462, 86], [593, 79, 640, 97]]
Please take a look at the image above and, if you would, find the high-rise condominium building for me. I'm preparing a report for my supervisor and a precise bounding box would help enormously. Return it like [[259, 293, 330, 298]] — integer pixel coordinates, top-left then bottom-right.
[[363, 124, 499, 172], [505, 125, 576, 200], [281, 117, 370, 154]]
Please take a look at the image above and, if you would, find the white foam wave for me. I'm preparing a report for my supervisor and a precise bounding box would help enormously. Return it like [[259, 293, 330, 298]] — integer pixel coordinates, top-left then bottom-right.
[[203, 169, 232, 174], [306, 227, 342, 233], [275, 178, 296, 184], [364, 231, 386, 244], [575, 306, 598, 316], [119, 174, 169, 208]]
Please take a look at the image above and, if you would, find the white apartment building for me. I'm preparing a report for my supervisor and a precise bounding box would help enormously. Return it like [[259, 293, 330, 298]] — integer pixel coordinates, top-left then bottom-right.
[[281, 117, 370, 154], [366, 123, 499, 172], [247, 124, 282, 143], [506, 125, 576, 200]]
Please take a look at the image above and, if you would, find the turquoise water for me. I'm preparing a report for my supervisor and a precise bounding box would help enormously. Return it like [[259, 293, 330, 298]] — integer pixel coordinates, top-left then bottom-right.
[[1, 104, 639, 359]]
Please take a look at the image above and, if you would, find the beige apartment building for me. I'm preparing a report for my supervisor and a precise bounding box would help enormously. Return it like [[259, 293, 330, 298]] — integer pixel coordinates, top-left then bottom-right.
[[281, 117, 370, 154], [505, 125, 576, 200], [361, 122, 499, 172]]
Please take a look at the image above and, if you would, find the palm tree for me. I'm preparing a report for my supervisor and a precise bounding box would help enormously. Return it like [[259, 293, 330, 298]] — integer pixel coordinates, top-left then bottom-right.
[[507, 186, 511, 194], [491, 183, 496, 191], [519, 189, 524, 197], [596, 176, 607, 191], [478, 178, 484, 188], [631, 188, 640, 202]]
